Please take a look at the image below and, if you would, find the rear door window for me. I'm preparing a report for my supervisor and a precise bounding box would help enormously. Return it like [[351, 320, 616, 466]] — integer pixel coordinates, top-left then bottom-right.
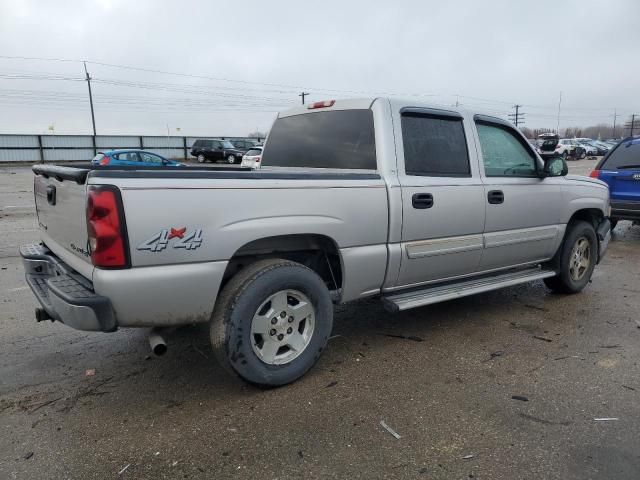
[[261, 109, 376, 169], [601, 140, 640, 169], [245, 149, 262, 156], [401, 113, 470, 176]]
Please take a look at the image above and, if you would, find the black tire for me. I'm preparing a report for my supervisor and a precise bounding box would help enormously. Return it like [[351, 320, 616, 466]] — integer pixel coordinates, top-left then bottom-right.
[[544, 220, 597, 294], [226, 154, 237, 164], [210, 259, 333, 387], [579, 150, 587, 159]]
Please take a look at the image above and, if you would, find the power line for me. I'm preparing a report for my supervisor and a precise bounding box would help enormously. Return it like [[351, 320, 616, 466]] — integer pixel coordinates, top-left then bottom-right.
[[508, 104, 525, 127]]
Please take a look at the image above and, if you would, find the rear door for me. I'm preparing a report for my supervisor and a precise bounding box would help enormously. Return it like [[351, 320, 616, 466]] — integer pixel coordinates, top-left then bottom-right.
[[395, 108, 486, 287], [474, 117, 562, 271]]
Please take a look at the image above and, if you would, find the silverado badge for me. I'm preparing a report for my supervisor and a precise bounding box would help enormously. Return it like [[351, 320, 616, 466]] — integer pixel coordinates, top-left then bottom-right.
[[138, 227, 203, 252]]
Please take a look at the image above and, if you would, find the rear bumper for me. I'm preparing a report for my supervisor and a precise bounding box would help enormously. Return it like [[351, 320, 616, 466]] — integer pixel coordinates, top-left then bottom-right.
[[20, 244, 116, 332], [596, 218, 611, 263], [611, 200, 640, 221]]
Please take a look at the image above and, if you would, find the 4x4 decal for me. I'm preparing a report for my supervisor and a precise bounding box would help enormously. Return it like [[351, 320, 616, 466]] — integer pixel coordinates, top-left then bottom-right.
[[138, 227, 203, 252]]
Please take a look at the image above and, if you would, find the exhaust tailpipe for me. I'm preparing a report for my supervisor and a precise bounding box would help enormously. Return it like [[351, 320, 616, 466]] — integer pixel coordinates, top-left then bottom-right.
[[149, 328, 168, 356]]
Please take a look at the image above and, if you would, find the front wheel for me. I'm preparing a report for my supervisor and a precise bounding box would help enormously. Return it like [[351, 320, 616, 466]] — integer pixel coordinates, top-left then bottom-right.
[[580, 150, 587, 159], [226, 154, 237, 164], [210, 259, 333, 387], [544, 220, 597, 293], [197, 154, 206, 163]]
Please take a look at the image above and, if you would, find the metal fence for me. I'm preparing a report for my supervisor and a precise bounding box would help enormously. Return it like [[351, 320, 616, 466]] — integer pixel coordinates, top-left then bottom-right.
[[0, 134, 263, 163]]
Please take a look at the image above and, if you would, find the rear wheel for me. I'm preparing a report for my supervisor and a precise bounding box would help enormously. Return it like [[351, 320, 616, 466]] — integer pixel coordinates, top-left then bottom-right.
[[579, 150, 587, 159], [210, 259, 333, 387], [544, 220, 597, 293], [226, 154, 237, 164], [197, 154, 206, 163]]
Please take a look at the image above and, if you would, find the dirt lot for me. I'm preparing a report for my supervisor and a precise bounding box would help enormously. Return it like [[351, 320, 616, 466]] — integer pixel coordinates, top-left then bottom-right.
[[1, 160, 639, 479]]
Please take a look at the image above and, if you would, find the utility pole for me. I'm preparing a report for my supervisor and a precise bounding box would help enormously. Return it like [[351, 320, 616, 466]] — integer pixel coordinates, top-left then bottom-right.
[[299, 92, 309, 105], [556, 91, 562, 134], [84, 62, 97, 136], [508, 104, 525, 127], [455, 95, 460, 107], [612, 109, 618, 139]]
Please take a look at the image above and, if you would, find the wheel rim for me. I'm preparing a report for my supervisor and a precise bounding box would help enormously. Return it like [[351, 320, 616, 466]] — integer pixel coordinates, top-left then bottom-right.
[[197, 154, 205, 163], [250, 289, 315, 365], [227, 155, 236, 164], [569, 236, 591, 281]]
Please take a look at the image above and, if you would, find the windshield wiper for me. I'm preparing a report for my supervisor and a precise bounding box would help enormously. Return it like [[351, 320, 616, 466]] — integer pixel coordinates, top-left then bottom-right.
[[618, 164, 640, 169]]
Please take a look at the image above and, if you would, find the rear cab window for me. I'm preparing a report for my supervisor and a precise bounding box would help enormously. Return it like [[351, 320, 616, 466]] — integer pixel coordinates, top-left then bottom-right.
[[600, 139, 640, 170], [261, 109, 376, 169], [245, 149, 262, 156]]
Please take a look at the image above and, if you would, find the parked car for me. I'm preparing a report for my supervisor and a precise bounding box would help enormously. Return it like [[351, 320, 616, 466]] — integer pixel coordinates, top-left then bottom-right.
[[593, 140, 612, 155], [190, 139, 247, 164], [574, 139, 599, 156], [22, 98, 611, 387], [557, 139, 586, 159], [91, 150, 183, 167], [240, 146, 263, 169], [231, 138, 259, 150], [590, 137, 640, 229]]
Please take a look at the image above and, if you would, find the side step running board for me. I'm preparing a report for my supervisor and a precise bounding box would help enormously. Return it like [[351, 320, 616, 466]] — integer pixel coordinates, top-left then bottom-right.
[[382, 267, 556, 312]]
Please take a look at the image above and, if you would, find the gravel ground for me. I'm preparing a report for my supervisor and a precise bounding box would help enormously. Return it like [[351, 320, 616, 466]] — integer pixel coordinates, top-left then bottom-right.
[[1, 160, 639, 479]]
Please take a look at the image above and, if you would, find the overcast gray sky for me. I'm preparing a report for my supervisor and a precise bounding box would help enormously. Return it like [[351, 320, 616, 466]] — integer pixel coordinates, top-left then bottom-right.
[[0, 0, 638, 135]]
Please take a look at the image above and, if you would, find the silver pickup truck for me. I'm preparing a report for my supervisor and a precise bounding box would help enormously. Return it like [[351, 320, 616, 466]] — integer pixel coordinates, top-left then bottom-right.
[[21, 98, 611, 386]]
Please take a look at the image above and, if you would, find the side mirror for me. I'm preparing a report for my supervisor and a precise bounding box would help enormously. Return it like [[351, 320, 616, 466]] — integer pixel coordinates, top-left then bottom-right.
[[542, 156, 568, 177]]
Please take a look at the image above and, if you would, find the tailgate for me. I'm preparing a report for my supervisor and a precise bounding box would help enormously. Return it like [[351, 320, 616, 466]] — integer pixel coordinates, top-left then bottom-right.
[[600, 169, 640, 202], [33, 165, 94, 277]]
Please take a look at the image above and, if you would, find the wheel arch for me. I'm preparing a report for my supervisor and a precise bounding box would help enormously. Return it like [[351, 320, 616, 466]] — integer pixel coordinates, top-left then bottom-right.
[[221, 233, 344, 295]]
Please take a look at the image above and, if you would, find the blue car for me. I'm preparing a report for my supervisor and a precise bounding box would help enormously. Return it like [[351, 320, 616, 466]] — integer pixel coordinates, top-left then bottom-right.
[[91, 149, 183, 167], [591, 137, 640, 229]]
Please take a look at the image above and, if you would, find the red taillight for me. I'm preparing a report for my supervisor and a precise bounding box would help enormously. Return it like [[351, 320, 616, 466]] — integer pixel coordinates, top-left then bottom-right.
[[255, 156, 261, 163], [100, 156, 110, 166], [307, 100, 335, 109], [589, 170, 600, 178], [555, 144, 561, 150], [86, 186, 128, 268]]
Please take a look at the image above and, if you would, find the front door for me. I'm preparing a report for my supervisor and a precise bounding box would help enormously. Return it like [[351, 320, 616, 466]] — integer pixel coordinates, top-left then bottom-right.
[[473, 117, 563, 271], [395, 109, 486, 288]]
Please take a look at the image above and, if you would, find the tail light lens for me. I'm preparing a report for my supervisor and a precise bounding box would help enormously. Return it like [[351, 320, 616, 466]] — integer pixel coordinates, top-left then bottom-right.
[[86, 186, 129, 268], [100, 156, 110, 166], [555, 144, 561, 150], [307, 100, 335, 109], [255, 156, 261, 163], [589, 170, 600, 178]]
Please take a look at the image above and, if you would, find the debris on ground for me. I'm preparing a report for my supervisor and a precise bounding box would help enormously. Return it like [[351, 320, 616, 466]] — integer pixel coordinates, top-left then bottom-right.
[[518, 413, 571, 426], [462, 454, 475, 460], [325, 381, 338, 388], [532, 335, 552, 343], [594, 417, 619, 421], [328, 334, 342, 341], [598, 344, 621, 349], [380, 420, 401, 439], [23, 451, 34, 460], [118, 464, 130, 475], [381, 333, 424, 342], [490, 351, 504, 359], [297, 450, 304, 459], [511, 395, 529, 402], [85, 369, 96, 377], [621, 385, 636, 391]]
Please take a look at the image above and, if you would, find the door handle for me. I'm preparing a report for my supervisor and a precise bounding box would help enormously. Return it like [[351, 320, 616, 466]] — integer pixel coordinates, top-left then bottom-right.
[[46, 185, 56, 206], [412, 193, 434, 209], [487, 190, 504, 204]]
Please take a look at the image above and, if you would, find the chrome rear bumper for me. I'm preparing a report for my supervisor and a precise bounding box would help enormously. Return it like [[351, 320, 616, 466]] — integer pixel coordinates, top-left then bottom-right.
[[20, 244, 116, 332]]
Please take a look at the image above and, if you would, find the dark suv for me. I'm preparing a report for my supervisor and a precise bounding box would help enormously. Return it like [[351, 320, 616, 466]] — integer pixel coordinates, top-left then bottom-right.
[[191, 139, 247, 164]]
